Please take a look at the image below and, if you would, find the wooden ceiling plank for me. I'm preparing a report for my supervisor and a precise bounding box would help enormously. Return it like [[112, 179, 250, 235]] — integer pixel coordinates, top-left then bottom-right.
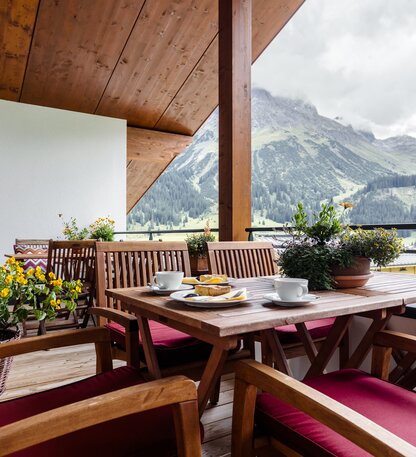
[[96, 0, 218, 128], [20, 0, 145, 113], [156, 0, 304, 136], [0, 0, 39, 101]]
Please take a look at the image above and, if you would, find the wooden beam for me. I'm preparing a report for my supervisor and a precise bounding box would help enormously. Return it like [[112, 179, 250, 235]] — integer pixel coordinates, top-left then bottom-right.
[[126, 127, 192, 212], [0, 0, 39, 101], [218, 0, 252, 241], [127, 127, 192, 162]]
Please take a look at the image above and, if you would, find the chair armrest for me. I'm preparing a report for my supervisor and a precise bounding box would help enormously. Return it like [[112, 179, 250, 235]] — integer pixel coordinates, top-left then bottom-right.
[[0, 376, 201, 457], [89, 307, 140, 368], [233, 359, 416, 457], [0, 327, 110, 359], [374, 330, 416, 353], [89, 307, 138, 332]]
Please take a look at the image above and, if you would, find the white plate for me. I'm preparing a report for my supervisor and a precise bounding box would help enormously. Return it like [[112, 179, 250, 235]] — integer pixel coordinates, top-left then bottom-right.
[[170, 289, 247, 308], [182, 278, 235, 286], [263, 293, 319, 306], [147, 284, 193, 295]]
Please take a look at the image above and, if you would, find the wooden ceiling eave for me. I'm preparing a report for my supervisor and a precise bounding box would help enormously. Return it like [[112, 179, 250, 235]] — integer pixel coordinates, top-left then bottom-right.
[[126, 127, 192, 212], [0, 0, 39, 101], [0, 0, 305, 213]]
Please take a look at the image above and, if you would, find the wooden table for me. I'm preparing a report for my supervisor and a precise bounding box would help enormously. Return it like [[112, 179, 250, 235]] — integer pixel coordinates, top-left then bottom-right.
[[106, 272, 416, 414]]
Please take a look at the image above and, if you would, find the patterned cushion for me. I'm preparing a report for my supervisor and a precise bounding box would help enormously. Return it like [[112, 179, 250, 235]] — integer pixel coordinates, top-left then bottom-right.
[[14, 244, 48, 272]]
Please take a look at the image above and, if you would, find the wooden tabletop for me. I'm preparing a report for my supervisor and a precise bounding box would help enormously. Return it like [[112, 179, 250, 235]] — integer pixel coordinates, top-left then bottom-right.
[[106, 272, 415, 338], [4, 253, 49, 260]]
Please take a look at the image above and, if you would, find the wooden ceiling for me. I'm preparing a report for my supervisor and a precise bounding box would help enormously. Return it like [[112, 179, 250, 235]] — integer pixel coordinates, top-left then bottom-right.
[[0, 0, 304, 212]]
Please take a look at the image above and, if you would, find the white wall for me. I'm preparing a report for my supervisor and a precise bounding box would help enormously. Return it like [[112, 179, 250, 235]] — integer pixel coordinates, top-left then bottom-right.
[[0, 100, 126, 257]]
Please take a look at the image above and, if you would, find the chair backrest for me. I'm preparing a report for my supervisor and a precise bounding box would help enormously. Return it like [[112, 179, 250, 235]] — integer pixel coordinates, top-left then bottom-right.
[[95, 241, 192, 311], [15, 239, 49, 248], [47, 240, 96, 284], [207, 241, 278, 278]]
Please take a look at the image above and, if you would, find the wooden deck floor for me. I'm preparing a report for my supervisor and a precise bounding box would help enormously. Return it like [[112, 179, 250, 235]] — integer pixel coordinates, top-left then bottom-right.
[[1, 343, 233, 457]]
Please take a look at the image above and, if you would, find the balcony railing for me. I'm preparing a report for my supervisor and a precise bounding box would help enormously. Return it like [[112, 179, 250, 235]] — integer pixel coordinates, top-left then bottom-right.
[[116, 223, 416, 253]]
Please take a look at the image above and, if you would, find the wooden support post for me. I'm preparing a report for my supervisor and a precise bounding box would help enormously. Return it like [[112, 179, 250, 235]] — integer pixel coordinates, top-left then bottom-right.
[[219, 0, 252, 241]]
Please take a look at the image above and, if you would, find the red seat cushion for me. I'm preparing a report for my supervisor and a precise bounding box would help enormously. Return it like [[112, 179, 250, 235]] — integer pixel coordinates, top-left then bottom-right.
[[255, 368, 416, 457], [275, 318, 336, 344], [0, 366, 179, 457], [106, 320, 212, 367]]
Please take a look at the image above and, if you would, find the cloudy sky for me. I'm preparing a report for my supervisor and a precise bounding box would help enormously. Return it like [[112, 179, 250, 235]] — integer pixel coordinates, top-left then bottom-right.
[[252, 0, 416, 139]]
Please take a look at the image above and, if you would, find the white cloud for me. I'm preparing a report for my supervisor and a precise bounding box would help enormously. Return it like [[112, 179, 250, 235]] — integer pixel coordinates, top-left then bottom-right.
[[252, 0, 416, 138]]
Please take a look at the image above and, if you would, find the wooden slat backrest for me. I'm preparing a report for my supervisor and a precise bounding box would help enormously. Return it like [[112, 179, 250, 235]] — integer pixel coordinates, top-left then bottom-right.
[[47, 240, 96, 284], [95, 241, 192, 312], [15, 239, 49, 248], [207, 241, 278, 278]]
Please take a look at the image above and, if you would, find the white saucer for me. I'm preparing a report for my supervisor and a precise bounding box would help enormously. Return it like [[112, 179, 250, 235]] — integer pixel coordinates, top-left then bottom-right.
[[263, 293, 319, 306], [147, 284, 193, 295]]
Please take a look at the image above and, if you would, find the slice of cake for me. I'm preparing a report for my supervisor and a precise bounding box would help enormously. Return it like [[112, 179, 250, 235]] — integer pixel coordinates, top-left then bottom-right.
[[195, 285, 231, 296], [199, 274, 228, 283]]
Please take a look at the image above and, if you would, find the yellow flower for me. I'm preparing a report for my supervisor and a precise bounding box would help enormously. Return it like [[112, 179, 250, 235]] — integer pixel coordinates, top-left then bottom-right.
[[5, 275, 13, 285], [16, 275, 27, 285], [38, 274, 46, 282], [26, 268, 35, 276], [48, 272, 56, 280], [50, 299, 57, 307], [75, 286, 82, 293], [51, 278, 63, 287], [6, 257, 16, 265], [0, 288, 10, 298], [16, 266, 24, 274]]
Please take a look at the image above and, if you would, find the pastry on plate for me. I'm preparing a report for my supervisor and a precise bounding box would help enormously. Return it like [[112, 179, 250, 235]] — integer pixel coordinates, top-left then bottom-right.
[[182, 277, 199, 284], [199, 274, 228, 284], [195, 285, 231, 296]]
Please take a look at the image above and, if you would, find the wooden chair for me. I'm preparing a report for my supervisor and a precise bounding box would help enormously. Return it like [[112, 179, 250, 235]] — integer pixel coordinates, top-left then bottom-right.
[[46, 240, 96, 331], [207, 241, 349, 368], [0, 326, 201, 457], [15, 239, 49, 248], [232, 331, 416, 457], [93, 241, 248, 403]]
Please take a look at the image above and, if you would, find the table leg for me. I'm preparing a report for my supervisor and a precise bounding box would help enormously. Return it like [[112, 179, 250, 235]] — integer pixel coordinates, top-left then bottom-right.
[[197, 345, 230, 416], [344, 312, 392, 369], [305, 315, 352, 379], [295, 323, 318, 363], [263, 329, 293, 377], [138, 316, 161, 379]]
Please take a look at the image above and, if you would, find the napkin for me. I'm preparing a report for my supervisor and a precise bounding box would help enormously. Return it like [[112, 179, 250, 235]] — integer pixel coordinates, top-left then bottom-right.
[[185, 288, 247, 302]]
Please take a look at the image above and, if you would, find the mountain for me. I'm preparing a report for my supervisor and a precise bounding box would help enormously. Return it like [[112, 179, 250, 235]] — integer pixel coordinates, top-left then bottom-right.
[[128, 88, 416, 229]]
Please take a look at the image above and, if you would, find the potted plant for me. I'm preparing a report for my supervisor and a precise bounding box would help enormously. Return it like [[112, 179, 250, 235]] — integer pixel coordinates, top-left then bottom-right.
[[278, 203, 404, 290], [185, 223, 216, 275], [59, 214, 89, 240], [89, 217, 115, 241], [0, 257, 81, 395]]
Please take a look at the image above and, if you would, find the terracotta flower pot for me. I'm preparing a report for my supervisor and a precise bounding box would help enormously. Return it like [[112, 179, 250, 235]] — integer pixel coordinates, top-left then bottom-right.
[[190, 256, 209, 276], [331, 256, 372, 289], [0, 328, 21, 396]]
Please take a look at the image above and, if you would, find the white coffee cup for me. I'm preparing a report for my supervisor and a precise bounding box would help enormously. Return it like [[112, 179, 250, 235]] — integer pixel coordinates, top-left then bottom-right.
[[274, 278, 308, 301], [152, 271, 184, 290]]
